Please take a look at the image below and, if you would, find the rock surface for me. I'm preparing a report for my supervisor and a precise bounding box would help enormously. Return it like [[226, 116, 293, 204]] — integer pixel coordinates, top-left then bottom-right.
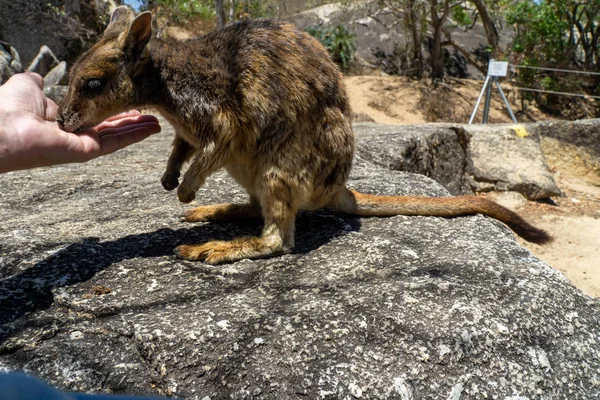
[[486, 191, 528, 211], [26, 45, 59, 77], [354, 122, 561, 200], [0, 0, 109, 66], [284, 3, 499, 78], [42, 60, 68, 86], [43, 84, 68, 104], [0, 41, 22, 84], [532, 119, 600, 158], [461, 124, 561, 200], [354, 123, 472, 195], [1, 119, 599, 399]]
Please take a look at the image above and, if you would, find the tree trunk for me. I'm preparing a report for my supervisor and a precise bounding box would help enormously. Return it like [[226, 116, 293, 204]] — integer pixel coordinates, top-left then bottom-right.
[[470, 0, 499, 54], [430, 0, 451, 81], [431, 24, 444, 80], [406, 0, 424, 78], [215, 0, 226, 28]]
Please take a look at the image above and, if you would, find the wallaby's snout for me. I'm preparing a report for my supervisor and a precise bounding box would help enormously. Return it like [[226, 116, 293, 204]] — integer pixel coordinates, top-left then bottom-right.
[[56, 99, 84, 133], [55, 116, 65, 130], [58, 5, 153, 133]]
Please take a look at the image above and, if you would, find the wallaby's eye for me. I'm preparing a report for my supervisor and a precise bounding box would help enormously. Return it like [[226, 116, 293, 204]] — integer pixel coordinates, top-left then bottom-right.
[[81, 78, 105, 97]]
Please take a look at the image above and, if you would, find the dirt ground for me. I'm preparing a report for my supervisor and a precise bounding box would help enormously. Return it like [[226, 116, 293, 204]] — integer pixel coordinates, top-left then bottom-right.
[[345, 75, 600, 298]]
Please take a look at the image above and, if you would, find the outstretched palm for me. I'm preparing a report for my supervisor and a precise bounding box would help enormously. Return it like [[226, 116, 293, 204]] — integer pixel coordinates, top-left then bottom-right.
[[0, 73, 161, 172]]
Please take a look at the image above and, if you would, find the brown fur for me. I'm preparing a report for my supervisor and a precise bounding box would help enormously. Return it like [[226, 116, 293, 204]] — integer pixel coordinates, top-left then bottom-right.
[[58, 6, 551, 264]]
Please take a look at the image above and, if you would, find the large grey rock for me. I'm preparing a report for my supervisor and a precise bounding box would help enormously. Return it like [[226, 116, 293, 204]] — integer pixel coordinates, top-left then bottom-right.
[[354, 123, 471, 195], [284, 3, 502, 78], [0, 41, 22, 84], [531, 119, 600, 156], [43, 60, 68, 86], [0, 0, 99, 66], [461, 124, 561, 200], [1, 120, 599, 399], [26, 45, 59, 77]]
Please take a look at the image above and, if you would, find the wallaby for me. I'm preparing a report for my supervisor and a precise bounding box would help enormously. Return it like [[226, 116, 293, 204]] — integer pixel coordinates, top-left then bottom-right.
[[57, 6, 551, 264]]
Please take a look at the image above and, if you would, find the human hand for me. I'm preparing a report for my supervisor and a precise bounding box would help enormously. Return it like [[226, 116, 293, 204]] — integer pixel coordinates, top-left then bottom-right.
[[0, 72, 161, 173]]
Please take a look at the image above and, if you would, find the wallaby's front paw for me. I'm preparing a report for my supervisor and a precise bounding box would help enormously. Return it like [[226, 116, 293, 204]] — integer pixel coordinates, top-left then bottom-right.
[[177, 183, 196, 203], [161, 172, 180, 191]]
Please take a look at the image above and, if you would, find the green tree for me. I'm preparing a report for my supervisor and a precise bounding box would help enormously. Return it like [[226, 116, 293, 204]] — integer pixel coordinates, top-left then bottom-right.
[[506, 0, 599, 116], [307, 25, 357, 72]]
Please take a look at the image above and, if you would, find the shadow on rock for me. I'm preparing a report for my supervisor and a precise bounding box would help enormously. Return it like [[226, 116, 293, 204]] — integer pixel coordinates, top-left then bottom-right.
[[0, 211, 361, 337]]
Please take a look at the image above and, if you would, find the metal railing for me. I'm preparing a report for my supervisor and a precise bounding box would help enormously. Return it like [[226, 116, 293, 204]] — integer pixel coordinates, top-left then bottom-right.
[[508, 64, 600, 100], [469, 61, 599, 124]]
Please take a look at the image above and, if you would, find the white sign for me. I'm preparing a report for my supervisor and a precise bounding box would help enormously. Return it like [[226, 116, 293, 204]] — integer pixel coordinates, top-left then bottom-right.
[[488, 60, 508, 77]]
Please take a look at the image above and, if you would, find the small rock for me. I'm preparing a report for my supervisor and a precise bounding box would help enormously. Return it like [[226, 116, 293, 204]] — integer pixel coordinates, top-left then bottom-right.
[[43, 61, 68, 86], [43, 85, 68, 104], [487, 191, 528, 211], [0, 41, 23, 84], [70, 331, 84, 340], [26, 45, 59, 76]]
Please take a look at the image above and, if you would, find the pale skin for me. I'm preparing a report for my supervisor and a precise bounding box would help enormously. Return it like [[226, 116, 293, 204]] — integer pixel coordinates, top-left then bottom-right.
[[0, 73, 161, 173]]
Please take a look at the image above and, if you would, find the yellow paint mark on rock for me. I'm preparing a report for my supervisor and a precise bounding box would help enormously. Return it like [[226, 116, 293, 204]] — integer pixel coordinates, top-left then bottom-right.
[[512, 125, 529, 138]]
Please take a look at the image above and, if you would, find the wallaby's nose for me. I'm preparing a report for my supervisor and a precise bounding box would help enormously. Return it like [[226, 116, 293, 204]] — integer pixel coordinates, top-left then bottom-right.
[[56, 117, 65, 130]]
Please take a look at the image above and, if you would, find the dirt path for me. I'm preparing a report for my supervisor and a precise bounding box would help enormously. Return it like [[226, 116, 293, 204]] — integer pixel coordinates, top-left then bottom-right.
[[517, 176, 600, 298], [344, 75, 600, 298]]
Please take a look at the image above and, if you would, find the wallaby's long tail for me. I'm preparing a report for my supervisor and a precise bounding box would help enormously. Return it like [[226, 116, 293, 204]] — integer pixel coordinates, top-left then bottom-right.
[[329, 188, 552, 245]]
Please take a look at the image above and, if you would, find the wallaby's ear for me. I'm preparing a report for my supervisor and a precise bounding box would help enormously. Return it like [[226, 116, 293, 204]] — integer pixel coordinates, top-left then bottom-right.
[[110, 6, 135, 24], [104, 6, 136, 37], [124, 11, 153, 59]]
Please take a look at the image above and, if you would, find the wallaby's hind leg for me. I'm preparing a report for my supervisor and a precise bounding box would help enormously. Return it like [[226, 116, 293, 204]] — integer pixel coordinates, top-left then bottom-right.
[[175, 181, 296, 264], [162, 137, 195, 191], [183, 197, 262, 222]]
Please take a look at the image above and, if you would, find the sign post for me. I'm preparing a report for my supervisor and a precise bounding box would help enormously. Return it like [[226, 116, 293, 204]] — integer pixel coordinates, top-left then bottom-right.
[[469, 60, 517, 124]]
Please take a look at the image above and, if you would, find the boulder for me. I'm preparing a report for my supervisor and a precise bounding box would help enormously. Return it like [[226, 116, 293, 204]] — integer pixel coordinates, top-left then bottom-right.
[[26, 45, 59, 77], [43, 60, 68, 86], [486, 191, 528, 211], [531, 119, 600, 156], [0, 0, 104, 66], [353, 122, 561, 200], [1, 119, 599, 399], [0, 41, 23, 84], [460, 124, 561, 200], [354, 123, 472, 195], [284, 3, 496, 78], [43, 84, 68, 104]]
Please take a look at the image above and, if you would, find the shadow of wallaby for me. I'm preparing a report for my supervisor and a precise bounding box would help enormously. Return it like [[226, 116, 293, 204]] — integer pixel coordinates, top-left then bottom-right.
[[0, 211, 361, 340]]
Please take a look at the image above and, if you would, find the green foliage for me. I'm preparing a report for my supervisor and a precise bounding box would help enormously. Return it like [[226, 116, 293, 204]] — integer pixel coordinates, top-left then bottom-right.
[[141, 0, 215, 23], [231, 0, 275, 20], [506, 0, 570, 65], [306, 25, 357, 72], [451, 4, 473, 27], [140, 0, 276, 24]]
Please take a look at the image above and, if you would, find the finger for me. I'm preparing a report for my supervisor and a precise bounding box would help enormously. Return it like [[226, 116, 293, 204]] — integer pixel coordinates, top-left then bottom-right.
[[45, 97, 59, 121], [18, 72, 44, 90], [103, 110, 142, 122], [96, 120, 161, 138], [65, 131, 103, 162], [95, 114, 160, 133], [97, 123, 162, 156]]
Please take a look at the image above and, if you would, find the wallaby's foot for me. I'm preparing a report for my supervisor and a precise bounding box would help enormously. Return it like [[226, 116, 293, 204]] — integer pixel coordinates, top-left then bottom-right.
[[183, 203, 262, 222], [177, 181, 196, 203], [161, 171, 180, 191], [174, 236, 286, 264]]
